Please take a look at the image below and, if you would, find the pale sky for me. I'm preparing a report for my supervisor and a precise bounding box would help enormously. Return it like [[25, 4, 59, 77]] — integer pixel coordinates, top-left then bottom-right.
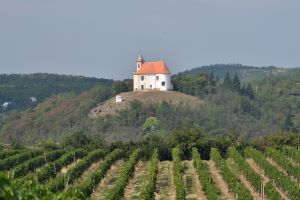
[[0, 0, 299, 79]]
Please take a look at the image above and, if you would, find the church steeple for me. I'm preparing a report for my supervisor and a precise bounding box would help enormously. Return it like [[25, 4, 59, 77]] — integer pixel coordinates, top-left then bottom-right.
[[136, 50, 144, 70]]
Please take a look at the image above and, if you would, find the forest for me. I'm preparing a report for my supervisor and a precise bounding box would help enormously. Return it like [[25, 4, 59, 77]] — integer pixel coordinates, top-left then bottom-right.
[[0, 65, 300, 145], [0, 73, 112, 112]]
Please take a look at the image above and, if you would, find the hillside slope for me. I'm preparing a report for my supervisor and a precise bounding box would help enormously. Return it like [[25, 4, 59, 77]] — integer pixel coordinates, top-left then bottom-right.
[[180, 64, 291, 82], [0, 73, 112, 112], [90, 91, 203, 118], [1, 66, 300, 145], [0, 86, 112, 144]]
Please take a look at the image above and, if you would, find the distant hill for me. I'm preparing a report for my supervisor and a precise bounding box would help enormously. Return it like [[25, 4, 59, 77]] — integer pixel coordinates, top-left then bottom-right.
[[0, 73, 112, 112], [179, 64, 291, 82], [0, 86, 113, 144]]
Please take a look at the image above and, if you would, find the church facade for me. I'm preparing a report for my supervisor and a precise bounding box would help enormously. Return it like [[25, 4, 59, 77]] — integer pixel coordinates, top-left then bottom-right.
[[133, 53, 172, 91]]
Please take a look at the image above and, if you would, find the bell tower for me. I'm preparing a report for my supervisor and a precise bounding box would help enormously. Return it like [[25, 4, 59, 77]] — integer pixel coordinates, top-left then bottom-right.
[[136, 51, 144, 70]]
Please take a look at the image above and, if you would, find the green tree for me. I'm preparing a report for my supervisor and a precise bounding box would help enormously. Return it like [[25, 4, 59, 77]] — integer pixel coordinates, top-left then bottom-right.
[[10, 139, 24, 150], [223, 73, 232, 88], [245, 83, 254, 99], [63, 132, 92, 149], [112, 81, 128, 94], [143, 117, 160, 135], [232, 74, 241, 92], [283, 114, 294, 132]]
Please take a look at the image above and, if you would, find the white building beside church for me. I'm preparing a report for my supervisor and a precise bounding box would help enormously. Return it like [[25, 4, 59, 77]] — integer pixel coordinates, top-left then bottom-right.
[[133, 53, 172, 91]]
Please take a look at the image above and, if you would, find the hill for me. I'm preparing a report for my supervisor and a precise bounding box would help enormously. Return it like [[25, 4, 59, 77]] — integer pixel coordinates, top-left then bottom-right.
[[0, 86, 113, 144], [1, 65, 300, 145], [180, 63, 291, 82], [0, 73, 112, 112], [89, 91, 203, 118]]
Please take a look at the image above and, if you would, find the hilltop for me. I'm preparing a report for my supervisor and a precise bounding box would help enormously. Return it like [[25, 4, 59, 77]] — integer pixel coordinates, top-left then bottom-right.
[[89, 91, 203, 118]]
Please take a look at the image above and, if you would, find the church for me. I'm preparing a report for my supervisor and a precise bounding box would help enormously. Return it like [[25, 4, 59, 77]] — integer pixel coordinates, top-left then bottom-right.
[[133, 53, 172, 91]]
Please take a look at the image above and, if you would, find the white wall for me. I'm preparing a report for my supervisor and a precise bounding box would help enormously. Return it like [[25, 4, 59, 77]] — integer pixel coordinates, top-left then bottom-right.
[[133, 74, 172, 91]]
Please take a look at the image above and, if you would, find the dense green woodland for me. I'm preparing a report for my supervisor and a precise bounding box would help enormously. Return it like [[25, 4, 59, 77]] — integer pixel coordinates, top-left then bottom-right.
[[0, 73, 112, 112], [0, 65, 300, 145]]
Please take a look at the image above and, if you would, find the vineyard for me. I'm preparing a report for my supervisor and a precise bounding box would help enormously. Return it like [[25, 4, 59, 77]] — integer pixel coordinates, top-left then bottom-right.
[[1, 145, 300, 200]]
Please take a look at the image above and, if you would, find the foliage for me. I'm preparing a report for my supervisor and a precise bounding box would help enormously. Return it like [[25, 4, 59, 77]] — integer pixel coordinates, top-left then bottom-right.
[[112, 80, 133, 94], [139, 149, 159, 200], [0, 73, 112, 113], [281, 145, 300, 164], [172, 73, 217, 97], [103, 148, 142, 200], [228, 147, 262, 191], [180, 63, 274, 81], [227, 147, 282, 199], [0, 86, 113, 144], [142, 117, 160, 135], [170, 128, 205, 159], [172, 147, 185, 200], [62, 132, 107, 150], [0, 173, 78, 200], [69, 148, 124, 198], [10, 138, 24, 150], [265, 147, 300, 182], [47, 149, 107, 192], [0, 149, 44, 171], [36, 149, 87, 183], [1, 67, 300, 145], [210, 148, 253, 200], [12, 149, 65, 178], [245, 147, 300, 199], [192, 148, 220, 200], [253, 133, 300, 151], [0, 150, 20, 160]]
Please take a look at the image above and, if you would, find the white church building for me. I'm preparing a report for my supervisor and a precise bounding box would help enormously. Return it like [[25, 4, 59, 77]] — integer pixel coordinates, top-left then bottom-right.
[[133, 53, 172, 91]]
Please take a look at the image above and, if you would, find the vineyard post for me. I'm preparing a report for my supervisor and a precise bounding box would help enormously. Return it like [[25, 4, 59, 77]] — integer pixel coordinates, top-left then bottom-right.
[[260, 181, 262, 198], [65, 174, 70, 189], [262, 181, 265, 200]]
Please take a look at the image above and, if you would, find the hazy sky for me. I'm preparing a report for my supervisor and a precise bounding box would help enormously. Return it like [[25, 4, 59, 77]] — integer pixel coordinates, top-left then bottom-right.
[[0, 0, 299, 79]]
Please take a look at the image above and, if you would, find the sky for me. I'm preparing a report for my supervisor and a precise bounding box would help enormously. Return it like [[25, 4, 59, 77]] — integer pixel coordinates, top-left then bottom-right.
[[0, 0, 299, 80]]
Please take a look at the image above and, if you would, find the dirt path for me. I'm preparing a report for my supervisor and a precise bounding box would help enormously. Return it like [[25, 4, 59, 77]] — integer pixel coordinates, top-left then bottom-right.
[[60, 159, 81, 174], [266, 157, 299, 184], [287, 157, 300, 167], [206, 160, 235, 200], [124, 161, 147, 200], [226, 158, 262, 200], [72, 160, 102, 186], [183, 160, 207, 200], [91, 160, 124, 200], [246, 158, 290, 200], [155, 161, 176, 200]]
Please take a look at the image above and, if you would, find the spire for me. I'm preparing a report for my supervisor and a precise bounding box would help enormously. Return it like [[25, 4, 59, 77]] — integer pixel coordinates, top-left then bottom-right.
[[137, 50, 144, 62]]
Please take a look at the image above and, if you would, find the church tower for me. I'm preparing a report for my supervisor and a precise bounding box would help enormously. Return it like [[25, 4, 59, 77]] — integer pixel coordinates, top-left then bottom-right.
[[136, 51, 144, 70]]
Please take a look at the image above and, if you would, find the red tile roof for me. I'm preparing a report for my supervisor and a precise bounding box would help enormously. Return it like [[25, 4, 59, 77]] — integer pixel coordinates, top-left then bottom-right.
[[136, 61, 171, 75]]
